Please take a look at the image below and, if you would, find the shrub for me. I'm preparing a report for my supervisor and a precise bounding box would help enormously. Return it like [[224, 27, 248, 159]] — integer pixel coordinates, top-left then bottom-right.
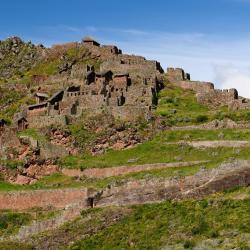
[[195, 115, 208, 123], [183, 240, 195, 249]]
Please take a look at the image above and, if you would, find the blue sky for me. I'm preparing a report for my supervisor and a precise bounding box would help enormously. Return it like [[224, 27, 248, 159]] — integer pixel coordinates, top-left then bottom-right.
[[1, 0, 250, 96]]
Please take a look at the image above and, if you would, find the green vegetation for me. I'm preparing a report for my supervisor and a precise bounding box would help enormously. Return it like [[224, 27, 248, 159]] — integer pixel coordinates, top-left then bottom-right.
[[0, 37, 39, 82], [0, 241, 33, 250], [156, 83, 210, 126], [157, 82, 250, 126], [61, 129, 250, 169], [70, 193, 250, 249], [0, 159, 24, 170], [0, 128, 249, 192], [0, 173, 85, 192], [69, 124, 96, 150], [0, 211, 31, 237], [26, 58, 60, 76], [18, 128, 47, 142]]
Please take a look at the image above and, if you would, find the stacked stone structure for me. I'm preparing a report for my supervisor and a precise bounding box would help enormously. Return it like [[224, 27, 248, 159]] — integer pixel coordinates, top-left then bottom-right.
[[26, 67, 161, 127], [15, 38, 164, 128], [166, 68, 250, 110]]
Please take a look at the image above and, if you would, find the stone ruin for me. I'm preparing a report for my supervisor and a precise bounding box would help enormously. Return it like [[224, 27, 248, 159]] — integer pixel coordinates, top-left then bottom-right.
[[10, 38, 250, 131], [23, 42, 164, 129], [26, 68, 161, 129], [166, 67, 250, 110]]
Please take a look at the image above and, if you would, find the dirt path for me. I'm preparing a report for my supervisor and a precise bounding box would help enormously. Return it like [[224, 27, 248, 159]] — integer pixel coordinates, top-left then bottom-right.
[[62, 160, 208, 179], [165, 140, 250, 148], [170, 119, 250, 130]]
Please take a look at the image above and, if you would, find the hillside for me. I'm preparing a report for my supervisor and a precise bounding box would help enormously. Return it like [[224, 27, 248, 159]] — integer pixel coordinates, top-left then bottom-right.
[[0, 36, 249, 250]]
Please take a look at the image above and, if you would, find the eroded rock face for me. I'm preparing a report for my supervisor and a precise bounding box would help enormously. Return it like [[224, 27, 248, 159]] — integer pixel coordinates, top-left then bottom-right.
[[14, 174, 35, 185], [24, 163, 59, 179], [0, 159, 60, 185], [50, 129, 78, 155], [91, 127, 141, 155]]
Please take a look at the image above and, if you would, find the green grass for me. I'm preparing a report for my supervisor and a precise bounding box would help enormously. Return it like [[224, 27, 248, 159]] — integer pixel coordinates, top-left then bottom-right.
[[158, 128, 250, 142], [0, 211, 32, 237], [0, 173, 85, 192], [156, 83, 210, 126], [18, 128, 47, 142], [61, 129, 250, 169], [0, 241, 33, 250], [26, 58, 61, 76], [70, 194, 250, 250], [156, 82, 250, 126], [0, 159, 24, 170], [0, 128, 250, 192]]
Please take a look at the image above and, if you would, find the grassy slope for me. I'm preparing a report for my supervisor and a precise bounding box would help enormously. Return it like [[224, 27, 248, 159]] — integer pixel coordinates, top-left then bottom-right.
[[1, 128, 250, 192], [0, 211, 32, 237], [70, 187, 250, 250], [156, 82, 250, 126], [1, 188, 249, 249], [0, 188, 249, 249], [61, 128, 250, 169]]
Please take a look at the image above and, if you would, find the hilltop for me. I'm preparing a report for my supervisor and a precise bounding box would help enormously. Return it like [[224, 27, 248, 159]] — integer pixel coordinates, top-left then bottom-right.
[[0, 36, 249, 249]]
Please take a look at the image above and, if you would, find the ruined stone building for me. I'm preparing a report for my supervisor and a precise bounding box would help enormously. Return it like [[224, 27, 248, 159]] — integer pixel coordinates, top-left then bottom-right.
[[14, 37, 250, 130], [166, 68, 250, 110], [26, 68, 162, 128], [15, 38, 164, 129]]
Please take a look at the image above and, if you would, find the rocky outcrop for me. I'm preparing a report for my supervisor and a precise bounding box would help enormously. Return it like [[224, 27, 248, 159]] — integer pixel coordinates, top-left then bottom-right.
[[0, 37, 42, 79]]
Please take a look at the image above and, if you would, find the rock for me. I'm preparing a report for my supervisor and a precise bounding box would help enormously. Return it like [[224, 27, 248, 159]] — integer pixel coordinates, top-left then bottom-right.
[[218, 132, 225, 139], [26, 164, 59, 179], [127, 158, 139, 163], [15, 175, 34, 185], [175, 156, 183, 161], [112, 142, 127, 150]]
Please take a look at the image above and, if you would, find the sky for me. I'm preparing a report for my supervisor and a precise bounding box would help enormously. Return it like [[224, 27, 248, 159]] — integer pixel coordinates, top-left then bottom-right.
[[1, 0, 250, 97]]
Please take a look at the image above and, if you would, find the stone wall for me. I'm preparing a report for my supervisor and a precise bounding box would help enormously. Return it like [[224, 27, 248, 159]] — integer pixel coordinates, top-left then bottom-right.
[[165, 67, 250, 109], [0, 128, 21, 157], [0, 188, 88, 210], [167, 67, 190, 81], [197, 88, 239, 106], [229, 98, 250, 111], [177, 80, 214, 93], [0, 161, 249, 211], [27, 115, 67, 129]]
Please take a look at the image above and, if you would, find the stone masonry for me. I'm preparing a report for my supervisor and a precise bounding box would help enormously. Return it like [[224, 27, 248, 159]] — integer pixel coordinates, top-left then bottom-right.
[[166, 67, 250, 110], [22, 39, 164, 128]]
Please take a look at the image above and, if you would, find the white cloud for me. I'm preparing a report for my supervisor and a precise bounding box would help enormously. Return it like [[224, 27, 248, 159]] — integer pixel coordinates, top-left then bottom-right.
[[213, 65, 250, 98]]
